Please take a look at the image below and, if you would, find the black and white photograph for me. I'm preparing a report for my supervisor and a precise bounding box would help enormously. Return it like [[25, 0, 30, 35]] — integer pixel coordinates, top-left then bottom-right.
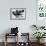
[[10, 8, 26, 20]]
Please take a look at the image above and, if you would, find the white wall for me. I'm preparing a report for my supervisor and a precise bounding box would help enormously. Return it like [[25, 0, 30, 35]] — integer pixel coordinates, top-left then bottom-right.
[[0, 0, 37, 42]]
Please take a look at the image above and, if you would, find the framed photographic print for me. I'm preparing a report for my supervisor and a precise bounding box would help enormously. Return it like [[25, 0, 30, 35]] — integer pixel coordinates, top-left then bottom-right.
[[37, 0, 46, 19], [10, 8, 26, 20], [36, 0, 46, 26]]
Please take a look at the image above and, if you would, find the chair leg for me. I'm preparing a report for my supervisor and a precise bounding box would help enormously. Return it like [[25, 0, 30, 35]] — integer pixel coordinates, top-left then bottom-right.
[[4, 41, 7, 46], [4, 33, 7, 46]]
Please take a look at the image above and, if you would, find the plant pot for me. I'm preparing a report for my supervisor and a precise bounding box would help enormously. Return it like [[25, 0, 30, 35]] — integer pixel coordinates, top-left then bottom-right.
[[37, 39, 45, 44], [40, 39, 45, 43]]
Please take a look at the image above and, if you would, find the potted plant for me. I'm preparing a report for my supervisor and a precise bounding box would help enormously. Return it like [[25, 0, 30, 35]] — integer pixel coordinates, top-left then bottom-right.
[[33, 32, 46, 43]]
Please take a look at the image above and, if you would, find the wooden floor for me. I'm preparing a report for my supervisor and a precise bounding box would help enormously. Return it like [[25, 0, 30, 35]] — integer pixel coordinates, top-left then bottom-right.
[[0, 42, 46, 46]]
